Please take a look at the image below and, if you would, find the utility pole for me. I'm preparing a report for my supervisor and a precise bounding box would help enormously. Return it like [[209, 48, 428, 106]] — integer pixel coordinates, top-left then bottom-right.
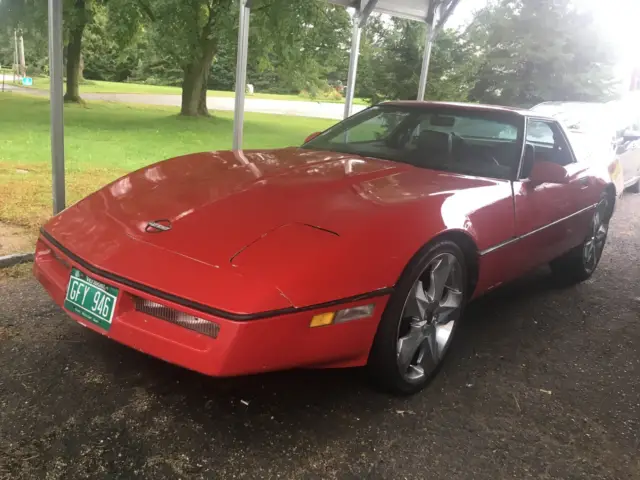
[[18, 30, 26, 77], [13, 29, 19, 79]]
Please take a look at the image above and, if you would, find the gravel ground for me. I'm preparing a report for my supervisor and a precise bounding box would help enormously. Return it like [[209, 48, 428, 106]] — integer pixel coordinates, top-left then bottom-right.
[[1, 195, 638, 480]]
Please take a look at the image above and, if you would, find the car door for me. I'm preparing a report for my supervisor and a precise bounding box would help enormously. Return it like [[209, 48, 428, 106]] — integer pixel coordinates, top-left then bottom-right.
[[512, 118, 595, 272]]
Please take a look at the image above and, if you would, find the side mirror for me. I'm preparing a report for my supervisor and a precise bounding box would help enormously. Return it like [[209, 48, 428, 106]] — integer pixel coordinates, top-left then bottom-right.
[[528, 160, 568, 187], [304, 131, 322, 143]]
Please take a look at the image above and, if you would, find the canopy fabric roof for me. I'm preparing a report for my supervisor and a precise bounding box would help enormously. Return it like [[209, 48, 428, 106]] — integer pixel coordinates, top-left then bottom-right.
[[328, 0, 433, 23]]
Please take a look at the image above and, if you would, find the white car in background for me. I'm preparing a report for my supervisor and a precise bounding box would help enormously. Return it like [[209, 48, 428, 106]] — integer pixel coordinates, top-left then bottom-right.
[[531, 101, 640, 194]]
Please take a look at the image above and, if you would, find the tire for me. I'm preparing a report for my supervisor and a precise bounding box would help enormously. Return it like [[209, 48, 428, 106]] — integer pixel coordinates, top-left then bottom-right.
[[627, 179, 640, 194], [550, 192, 611, 284], [367, 240, 468, 395]]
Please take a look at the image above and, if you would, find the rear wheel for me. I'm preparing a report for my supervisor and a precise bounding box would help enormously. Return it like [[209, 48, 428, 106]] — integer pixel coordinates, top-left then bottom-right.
[[367, 240, 467, 395], [550, 193, 611, 284]]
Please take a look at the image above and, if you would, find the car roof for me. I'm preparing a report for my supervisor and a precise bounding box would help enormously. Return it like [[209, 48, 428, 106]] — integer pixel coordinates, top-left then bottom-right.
[[380, 100, 554, 120], [532, 101, 605, 107]]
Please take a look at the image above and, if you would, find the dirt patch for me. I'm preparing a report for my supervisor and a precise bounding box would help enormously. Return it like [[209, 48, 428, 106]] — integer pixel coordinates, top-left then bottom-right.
[[0, 263, 33, 282], [0, 222, 34, 256]]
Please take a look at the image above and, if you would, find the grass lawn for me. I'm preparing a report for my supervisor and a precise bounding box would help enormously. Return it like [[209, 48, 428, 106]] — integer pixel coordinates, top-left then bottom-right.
[[20, 76, 369, 105], [0, 94, 334, 236]]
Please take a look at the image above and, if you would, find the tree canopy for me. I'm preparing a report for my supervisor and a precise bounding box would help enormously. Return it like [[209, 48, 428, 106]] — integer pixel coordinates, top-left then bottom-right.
[[466, 0, 618, 107], [0, 0, 620, 113]]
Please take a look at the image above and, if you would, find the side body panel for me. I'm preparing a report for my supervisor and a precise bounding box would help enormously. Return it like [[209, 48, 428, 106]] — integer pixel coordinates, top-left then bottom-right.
[[618, 138, 640, 188], [512, 162, 597, 271]]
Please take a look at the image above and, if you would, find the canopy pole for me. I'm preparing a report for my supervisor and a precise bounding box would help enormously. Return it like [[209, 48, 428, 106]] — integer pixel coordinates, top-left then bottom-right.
[[48, 0, 65, 214], [343, 17, 361, 119], [417, 25, 434, 101], [233, 0, 251, 151]]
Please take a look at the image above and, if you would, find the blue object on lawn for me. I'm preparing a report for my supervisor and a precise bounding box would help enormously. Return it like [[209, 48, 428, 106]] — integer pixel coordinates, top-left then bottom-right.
[[22, 77, 33, 86]]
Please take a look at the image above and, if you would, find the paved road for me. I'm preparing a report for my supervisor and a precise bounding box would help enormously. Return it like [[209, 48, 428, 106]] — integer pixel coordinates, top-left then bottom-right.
[[1, 81, 367, 120], [1, 195, 639, 479]]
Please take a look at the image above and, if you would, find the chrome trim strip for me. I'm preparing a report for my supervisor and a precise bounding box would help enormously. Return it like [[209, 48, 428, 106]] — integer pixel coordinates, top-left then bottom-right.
[[479, 203, 597, 256], [478, 237, 519, 256]]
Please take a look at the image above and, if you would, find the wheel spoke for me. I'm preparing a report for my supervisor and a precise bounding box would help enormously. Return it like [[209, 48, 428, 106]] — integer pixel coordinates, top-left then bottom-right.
[[440, 287, 463, 309], [426, 255, 454, 303], [433, 289, 463, 324], [404, 280, 431, 321], [595, 227, 608, 262], [588, 247, 596, 268], [595, 225, 608, 245], [397, 323, 427, 372], [435, 321, 455, 356], [423, 324, 440, 364], [584, 239, 594, 261]]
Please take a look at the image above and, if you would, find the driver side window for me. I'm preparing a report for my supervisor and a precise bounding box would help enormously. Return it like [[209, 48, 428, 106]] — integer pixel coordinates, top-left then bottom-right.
[[526, 119, 574, 166]]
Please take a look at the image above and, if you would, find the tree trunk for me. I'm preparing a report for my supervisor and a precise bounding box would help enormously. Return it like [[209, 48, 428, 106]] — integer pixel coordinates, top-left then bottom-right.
[[180, 40, 216, 117], [197, 67, 209, 116], [64, 2, 87, 103]]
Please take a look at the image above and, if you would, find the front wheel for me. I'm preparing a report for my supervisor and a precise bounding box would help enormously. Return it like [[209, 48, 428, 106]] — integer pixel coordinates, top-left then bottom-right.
[[367, 240, 468, 395], [550, 193, 611, 284], [627, 179, 639, 194]]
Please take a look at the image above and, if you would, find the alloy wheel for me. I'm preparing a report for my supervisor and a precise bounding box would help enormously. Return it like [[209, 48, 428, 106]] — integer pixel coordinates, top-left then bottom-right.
[[396, 253, 464, 383], [583, 200, 609, 273]]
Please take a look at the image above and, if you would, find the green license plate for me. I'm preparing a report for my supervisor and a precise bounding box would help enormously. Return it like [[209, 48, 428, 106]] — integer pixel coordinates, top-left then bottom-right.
[[64, 268, 119, 331]]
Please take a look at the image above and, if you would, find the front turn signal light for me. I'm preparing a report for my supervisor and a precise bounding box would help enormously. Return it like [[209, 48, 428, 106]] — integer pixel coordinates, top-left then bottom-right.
[[310, 312, 336, 328]]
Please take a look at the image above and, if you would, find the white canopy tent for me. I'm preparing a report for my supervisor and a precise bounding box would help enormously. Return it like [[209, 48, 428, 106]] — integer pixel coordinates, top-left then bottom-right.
[[46, 0, 439, 214]]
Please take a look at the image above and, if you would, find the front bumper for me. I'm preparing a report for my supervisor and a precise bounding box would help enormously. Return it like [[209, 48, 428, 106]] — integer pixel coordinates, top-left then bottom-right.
[[33, 236, 389, 377]]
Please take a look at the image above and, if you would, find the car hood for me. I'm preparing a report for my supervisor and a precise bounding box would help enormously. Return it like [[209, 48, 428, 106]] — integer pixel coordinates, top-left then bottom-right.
[[44, 148, 504, 312]]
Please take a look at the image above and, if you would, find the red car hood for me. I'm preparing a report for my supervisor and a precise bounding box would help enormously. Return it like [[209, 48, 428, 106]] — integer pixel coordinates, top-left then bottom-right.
[[44, 148, 501, 313]]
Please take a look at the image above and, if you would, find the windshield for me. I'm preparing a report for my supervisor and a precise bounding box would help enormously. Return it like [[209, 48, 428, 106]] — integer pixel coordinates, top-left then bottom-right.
[[302, 105, 524, 180]]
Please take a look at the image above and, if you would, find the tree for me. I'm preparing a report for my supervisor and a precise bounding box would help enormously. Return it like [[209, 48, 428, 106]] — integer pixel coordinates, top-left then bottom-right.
[[0, 0, 49, 74], [124, 0, 350, 116], [361, 19, 479, 103], [466, 0, 618, 107], [115, 0, 233, 116], [64, 0, 94, 102], [248, 2, 350, 97], [0, 0, 108, 102]]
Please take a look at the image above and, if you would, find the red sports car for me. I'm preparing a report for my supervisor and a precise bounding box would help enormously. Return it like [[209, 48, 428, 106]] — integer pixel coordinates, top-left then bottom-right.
[[34, 102, 615, 394]]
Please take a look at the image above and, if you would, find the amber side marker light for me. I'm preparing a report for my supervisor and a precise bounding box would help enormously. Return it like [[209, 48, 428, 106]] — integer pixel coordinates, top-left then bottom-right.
[[608, 159, 621, 176], [310, 304, 374, 328]]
